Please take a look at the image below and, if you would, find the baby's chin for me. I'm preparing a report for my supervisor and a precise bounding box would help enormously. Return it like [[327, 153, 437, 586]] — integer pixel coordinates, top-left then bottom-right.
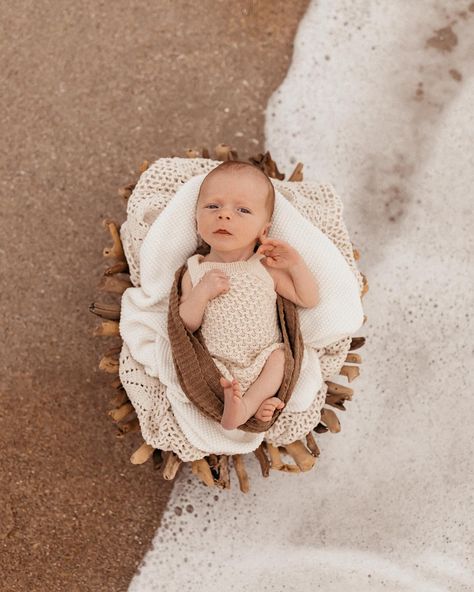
[[201, 234, 260, 252], [208, 239, 259, 248], [207, 245, 261, 258]]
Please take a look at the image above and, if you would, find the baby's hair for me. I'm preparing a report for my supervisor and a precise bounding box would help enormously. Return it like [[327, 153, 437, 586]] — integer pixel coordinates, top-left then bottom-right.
[[199, 160, 275, 221]]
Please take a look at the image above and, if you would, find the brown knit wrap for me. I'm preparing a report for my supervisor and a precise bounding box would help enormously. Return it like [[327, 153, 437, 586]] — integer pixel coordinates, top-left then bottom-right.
[[167, 262, 305, 433]]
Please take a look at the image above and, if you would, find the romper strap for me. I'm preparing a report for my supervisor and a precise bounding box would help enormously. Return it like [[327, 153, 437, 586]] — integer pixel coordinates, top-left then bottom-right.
[[250, 252, 275, 290], [186, 253, 202, 287]]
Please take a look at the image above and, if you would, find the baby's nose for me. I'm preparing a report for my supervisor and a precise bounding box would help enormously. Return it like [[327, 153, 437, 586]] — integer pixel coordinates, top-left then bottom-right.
[[218, 212, 231, 219]]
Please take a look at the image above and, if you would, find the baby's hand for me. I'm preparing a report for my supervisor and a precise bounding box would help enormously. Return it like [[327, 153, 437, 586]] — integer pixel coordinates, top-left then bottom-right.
[[257, 238, 302, 270], [198, 269, 230, 300]]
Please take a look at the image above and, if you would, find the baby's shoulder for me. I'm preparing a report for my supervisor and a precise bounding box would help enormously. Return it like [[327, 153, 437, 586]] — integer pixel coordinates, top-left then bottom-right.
[[258, 257, 278, 290], [180, 267, 193, 302]]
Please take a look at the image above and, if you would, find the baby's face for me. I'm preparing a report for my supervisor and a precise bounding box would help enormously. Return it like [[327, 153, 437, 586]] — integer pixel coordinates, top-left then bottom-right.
[[195, 170, 271, 252]]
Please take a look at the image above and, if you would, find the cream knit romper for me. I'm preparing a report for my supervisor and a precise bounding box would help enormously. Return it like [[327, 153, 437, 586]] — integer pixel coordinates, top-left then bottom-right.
[[186, 251, 285, 395]]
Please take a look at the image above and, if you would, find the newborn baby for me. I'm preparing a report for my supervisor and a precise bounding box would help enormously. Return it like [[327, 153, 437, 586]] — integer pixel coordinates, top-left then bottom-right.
[[178, 161, 319, 430]]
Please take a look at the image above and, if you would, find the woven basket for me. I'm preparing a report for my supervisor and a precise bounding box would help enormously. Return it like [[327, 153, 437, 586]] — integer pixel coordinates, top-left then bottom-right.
[[89, 144, 368, 493]]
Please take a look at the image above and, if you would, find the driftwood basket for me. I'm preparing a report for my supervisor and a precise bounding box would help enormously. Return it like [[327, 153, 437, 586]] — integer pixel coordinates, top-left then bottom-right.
[[90, 144, 368, 493]]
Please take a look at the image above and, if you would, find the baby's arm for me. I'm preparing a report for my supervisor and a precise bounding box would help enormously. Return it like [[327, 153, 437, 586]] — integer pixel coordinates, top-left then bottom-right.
[[179, 268, 230, 332], [178, 269, 209, 333], [259, 239, 319, 308], [281, 259, 319, 308]]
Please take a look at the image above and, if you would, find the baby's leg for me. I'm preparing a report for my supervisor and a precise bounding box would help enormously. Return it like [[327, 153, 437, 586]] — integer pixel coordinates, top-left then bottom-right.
[[242, 347, 286, 418], [220, 347, 285, 430]]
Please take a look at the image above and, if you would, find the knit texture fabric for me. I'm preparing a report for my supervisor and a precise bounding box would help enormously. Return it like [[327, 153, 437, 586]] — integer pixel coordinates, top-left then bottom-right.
[[118, 157, 365, 461], [187, 251, 284, 393], [167, 255, 304, 433]]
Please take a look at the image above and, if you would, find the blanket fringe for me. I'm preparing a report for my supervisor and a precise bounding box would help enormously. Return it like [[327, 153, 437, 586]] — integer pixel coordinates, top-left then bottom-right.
[[90, 144, 368, 493]]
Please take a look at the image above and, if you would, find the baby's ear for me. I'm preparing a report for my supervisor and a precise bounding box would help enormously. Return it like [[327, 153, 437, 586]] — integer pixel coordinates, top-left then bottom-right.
[[260, 223, 271, 241]]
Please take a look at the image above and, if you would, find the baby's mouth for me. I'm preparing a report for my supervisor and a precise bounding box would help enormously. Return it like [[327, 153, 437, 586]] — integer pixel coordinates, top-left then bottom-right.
[[214, 229, 232, 235]]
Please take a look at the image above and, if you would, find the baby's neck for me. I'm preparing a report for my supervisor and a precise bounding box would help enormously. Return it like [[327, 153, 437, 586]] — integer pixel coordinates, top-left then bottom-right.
[[204, 246, 257, 263]]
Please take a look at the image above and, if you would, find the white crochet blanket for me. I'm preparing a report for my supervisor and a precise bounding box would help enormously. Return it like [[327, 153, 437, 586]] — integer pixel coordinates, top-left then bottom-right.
[[119, 158, 364, 460]]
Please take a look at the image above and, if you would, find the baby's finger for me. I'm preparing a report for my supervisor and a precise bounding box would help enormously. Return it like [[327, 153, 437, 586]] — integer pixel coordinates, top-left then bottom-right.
[[263, 238, 284, 248]]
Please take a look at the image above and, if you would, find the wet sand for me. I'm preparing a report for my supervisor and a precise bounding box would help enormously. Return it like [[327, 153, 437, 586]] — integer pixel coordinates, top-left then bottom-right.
[[0, 1, 311, 590]]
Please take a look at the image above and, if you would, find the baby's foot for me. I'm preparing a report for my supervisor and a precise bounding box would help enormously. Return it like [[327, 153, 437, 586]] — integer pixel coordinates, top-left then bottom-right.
[[220, 376, 249, 430], [254, 397, 285, 422]]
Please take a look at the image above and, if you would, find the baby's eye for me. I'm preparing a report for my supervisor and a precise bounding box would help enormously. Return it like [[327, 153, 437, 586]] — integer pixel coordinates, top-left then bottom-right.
[[205, 204, 251, 214]]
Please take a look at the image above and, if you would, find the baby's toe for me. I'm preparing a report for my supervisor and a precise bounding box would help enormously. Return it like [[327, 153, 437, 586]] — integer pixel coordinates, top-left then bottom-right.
[[273, 400, 285, 410], [266, 396, 283, 407]]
